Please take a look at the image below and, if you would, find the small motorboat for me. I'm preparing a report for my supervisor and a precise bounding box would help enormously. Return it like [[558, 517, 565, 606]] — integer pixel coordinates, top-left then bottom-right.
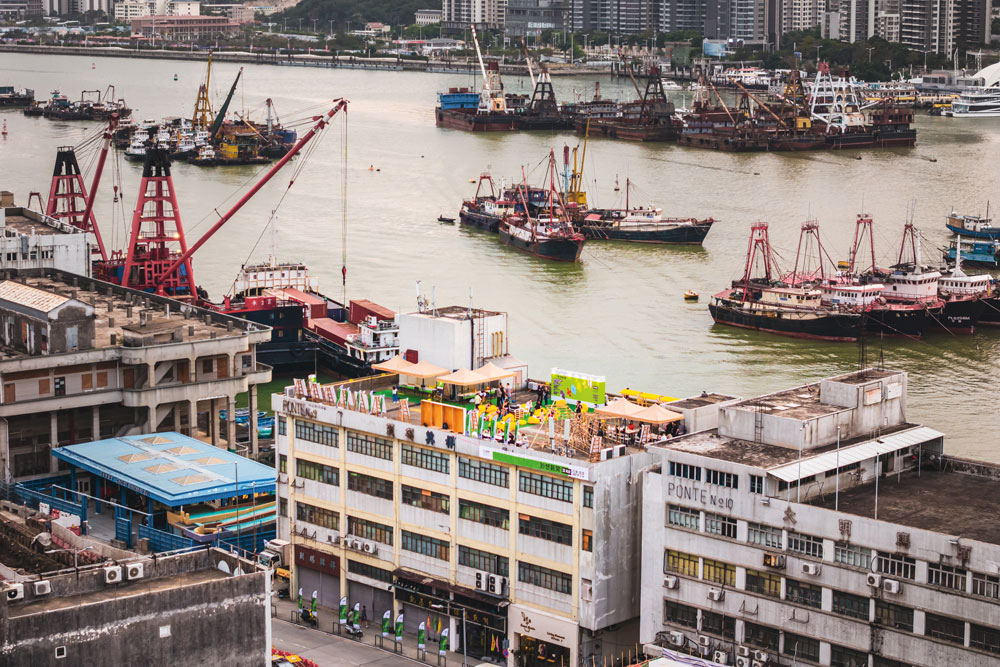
[[173, 74, 178, 81], [437, 215, 456, 224], [684, 290, 699, 301]]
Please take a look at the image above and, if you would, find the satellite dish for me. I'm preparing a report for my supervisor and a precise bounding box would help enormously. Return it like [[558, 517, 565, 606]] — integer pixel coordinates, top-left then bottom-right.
[[31, 532, 52, 547]]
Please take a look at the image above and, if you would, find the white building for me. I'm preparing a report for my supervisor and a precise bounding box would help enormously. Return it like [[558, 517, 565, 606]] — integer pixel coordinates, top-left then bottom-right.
[[415, 7, 442, 24], [442, 0, 507, 28], [638, 368, 1000, 667], [397, 305, 527, 388], [113, 0, 148, 19], [0, 205, 91, 278]]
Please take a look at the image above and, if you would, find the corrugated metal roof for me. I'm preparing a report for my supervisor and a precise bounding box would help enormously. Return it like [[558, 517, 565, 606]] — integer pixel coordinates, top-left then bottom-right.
[[767, 426, 944, 482], [0, 280, 70, 313]]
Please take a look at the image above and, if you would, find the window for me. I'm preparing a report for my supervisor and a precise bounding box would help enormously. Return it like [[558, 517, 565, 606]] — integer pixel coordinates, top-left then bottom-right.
[[664, 550, 699, 577], [835, 542, 872, 570], [783, 633, 820, 662], [747, 522, 782, 549], [830, 645, 868, 667], [745, 570, 781, 597], [662, 600, 698, 629], [971, 624, 1000, 654], [202, 358, 213, 374], [583, 485, 594, 508], [582, 529, 592, 552], [785, 579, 822, 608], [458, 499, 509, 529], [519, 471, 573, 503], [278, 454, 287, 474], [704, 467, 738, 488], [458, 456, 509, 487], [668, 461, 701, 481], [973, 572, 1000, 599], [702, 558, 735, 586], [348, 516, 393, 545], [925, 613, 965, 645], [832, 590, 870, 620], [518, 562, 571, 594], [347, 471, 393, 500], [296, 502, 339, 531], [519, 515, 572, 546], [928, 563, 967, 591], [743, 622, 779, 651], [278, 417, 287, 436], [877, 552, 916, 580], [295, 420, 338, 447], [401, 485, 450, 514], [667, 505, 700, 530], [401, 443, 450, 474], [400, 530, 449, 561], [54, 376, 65, 396], [825, 462, 860, 477], [279, 497, 288, 517], [704, 513, 737, 539], [348, 559, 393, 584], [700, 611, 735, 639], [749, 474, 764, 494], [346, 430, 392, 460], [458, 545, 508, 576], [296, 458, 339, 486], [875, 600, 913, 632], [787, 532, 823, 559], [873, 658, 911, 667]]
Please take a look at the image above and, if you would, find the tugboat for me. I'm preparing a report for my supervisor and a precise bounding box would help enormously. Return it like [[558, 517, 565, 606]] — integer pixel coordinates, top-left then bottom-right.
[[0, 86, 34, 108], [190, 144, 218, 166], [123, 132, 149, 162], [708, 222, 863, 341], [500, 152, 586, 262]]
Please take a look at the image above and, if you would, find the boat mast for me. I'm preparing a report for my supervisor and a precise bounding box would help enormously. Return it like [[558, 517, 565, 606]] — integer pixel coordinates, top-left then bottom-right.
[[849, 214, 877, 275], [741, 222, 774, 303]]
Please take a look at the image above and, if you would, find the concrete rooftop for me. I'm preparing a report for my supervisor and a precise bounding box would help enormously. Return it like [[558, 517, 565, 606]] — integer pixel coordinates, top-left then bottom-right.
[[810, 469, 1000, 545], [2, 211, 83, 237], [729, 383, 843, 421], [7, 568, 228, 618], [668, 393, 737, 410]]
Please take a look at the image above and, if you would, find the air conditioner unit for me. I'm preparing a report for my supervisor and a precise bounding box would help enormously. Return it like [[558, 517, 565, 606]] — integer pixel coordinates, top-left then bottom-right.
[[614, 444, 626, 457], [735, 657, 750, 667], [490, 575, 506, 596], [762, 553, 785, 569], [883, 579, 902, 594], [126, 563, 144, 580], [601, 448, 614, 461], [362, 541, 376, 555], [802, 562, 821, 576], [104, 566, 122, 584], [663, 576, 678, 589], [752, 662, 765, 667], [866, 573, 882, 588], [707, 588, 725, 601], [33, 580, 52, 596], [754, 651, 770, 662], [698, 635, 711, 647], [4, 583, 24, 601], [475, 571, 487, 591], [737, 646, 751, 658], [713, 650, 729, 665], [669, 631, 685, 646]]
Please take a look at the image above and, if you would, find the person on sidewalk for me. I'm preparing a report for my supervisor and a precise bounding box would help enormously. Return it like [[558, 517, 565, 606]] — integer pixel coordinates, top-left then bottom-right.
[[361, 604, 369, 629]]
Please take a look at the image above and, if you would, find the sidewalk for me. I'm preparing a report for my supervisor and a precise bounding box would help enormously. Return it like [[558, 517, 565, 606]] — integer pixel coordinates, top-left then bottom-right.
[[272, 597, 475, 667]]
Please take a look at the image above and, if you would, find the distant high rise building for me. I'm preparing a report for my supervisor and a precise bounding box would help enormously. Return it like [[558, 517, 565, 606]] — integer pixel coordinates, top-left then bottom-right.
[[658, 0, 708, 34], [899, 0, 989, 53], [567, 0, 655, 34], [504, 0, 569, 36], [442, 0, 507, 29]]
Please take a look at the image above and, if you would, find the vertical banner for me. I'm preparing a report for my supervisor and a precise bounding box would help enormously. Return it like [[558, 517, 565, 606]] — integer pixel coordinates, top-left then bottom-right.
[[395, 613, 404, 642], [339, 596, 348, 625], [418, 621, 426, 650], [439, 627, 449, 656], [382, 609, 392, 637]]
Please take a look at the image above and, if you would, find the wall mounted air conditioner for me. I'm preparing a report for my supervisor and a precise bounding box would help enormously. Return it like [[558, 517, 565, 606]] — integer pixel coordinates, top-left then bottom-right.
[[33, 580, 52, 596], [802, 562, 821, 576], [883, 579, 902, 594], [866, 573, 882, 587], [737, 646, 751, 658], [663, 576, 678, 589], [669, 631, 685, 646], [713, 650, 729, 665], [126, 563, 144, 580], [707, 588, 725, 601], [5, 583, 24, 601], [104, 566, 122, 584], [697, 635, 711, 647]]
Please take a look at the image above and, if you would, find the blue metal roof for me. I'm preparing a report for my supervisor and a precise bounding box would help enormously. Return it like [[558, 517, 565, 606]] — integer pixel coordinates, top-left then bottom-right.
[[52, 432, 276, 507]]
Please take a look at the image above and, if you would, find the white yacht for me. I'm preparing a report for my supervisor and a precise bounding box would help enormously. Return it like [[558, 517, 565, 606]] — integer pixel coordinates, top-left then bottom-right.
[[943, 61, 1000, 117]]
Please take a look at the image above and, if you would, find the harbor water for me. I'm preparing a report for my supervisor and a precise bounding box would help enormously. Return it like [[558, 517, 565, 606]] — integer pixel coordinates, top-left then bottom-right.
[[1, 52, 998, 461]]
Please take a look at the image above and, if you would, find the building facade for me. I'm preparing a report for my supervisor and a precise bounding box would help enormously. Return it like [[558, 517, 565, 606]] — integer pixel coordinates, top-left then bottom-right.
[[130, 14, 239, 38], [639, 369, 1000, 666], [443, 0, 507, 29], [504, 0, 570, 36], [416, 7, 443, 24], [0, 268, 271, 482], [272, 387, 646, 667], [0, 206, 91, 278], [899, 0, 990, 53]]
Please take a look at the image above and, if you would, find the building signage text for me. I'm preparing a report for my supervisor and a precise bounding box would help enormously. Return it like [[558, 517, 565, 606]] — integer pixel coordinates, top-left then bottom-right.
[[282, 397, 319, 420], [666, 481, 734, 510], [480, 446, 590, 481]]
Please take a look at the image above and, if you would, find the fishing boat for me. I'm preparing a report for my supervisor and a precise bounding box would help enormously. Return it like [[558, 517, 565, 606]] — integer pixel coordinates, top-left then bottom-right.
[[437, 215, 455, 223], [500, 151, 585, 262], [708, 222, 863, 341], [574, 65, 680, 142], [0, 86, 33, 107], [944, 237, 1000, 268], [872, 223, 946, 335], [435, 28, 520, 132], [937, 237, 991, 334], [123, 133, 148, 162], [945, 210, 1000, 239]]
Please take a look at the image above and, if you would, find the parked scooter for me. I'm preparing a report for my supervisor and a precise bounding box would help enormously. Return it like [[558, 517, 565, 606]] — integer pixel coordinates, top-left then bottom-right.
[[345, 603, 363, 639]]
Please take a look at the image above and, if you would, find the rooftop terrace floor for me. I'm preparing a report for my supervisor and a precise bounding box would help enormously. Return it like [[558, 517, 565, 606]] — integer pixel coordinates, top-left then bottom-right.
[[810, 469, 1000, 546]]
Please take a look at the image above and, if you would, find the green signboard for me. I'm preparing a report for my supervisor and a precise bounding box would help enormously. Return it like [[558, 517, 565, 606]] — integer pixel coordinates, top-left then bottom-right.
[[551, 368, 605, 406]]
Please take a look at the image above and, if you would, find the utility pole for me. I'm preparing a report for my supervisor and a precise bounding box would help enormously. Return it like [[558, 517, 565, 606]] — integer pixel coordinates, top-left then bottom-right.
[[866, 46, 874, 62]]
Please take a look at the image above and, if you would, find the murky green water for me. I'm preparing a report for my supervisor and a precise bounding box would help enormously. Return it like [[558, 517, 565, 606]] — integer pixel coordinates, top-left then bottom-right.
[[1, 52, 998, 460]]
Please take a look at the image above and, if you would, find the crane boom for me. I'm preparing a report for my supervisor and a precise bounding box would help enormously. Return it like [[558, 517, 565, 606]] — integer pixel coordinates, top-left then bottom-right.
[[79, 113, 118, 262], [155, 99, 349, 290]]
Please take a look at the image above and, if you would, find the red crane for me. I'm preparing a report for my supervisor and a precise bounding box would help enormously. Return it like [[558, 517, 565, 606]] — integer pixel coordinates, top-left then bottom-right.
[[45, 146, 109, 259]]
